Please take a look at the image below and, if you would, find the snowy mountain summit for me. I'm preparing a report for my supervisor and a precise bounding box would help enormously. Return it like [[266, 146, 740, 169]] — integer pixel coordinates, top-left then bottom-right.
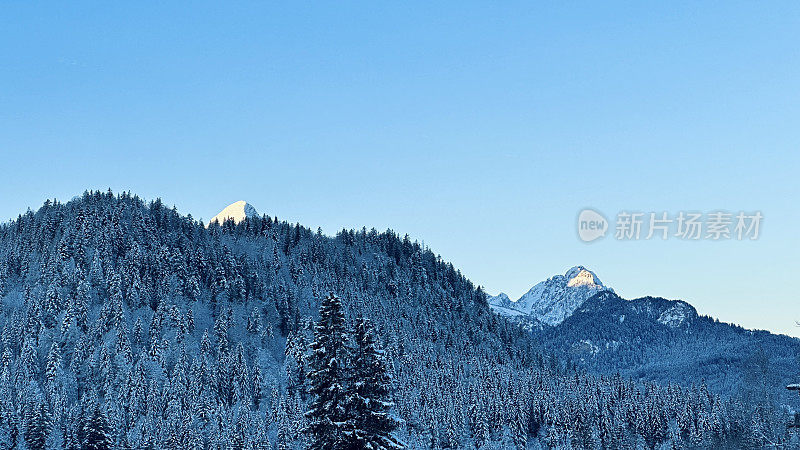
[[208, 200, 259, 226], [488, 266, 612, 326]]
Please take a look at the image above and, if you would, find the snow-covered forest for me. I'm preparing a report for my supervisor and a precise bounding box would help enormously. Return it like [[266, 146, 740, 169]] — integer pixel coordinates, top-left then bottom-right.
[[0, 190, 795, 449]]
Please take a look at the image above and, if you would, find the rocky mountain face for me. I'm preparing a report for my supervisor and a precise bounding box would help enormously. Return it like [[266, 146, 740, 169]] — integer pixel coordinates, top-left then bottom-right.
[[488, 266, 611, 327]]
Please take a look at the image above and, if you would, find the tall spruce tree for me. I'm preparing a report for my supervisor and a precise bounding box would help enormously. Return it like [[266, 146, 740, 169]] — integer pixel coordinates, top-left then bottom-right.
[[23, 392, 50, 450], [83, 401, 113, 450], [347, 317, 403, 449], [305, 293, 350, 449]]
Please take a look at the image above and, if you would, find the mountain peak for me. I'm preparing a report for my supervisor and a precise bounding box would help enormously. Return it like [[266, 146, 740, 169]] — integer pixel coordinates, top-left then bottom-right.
[[208, 201, 259, 226], [488, 265, 612, 326], [487, 292, 511, 303], [565, 266, 603, 288]]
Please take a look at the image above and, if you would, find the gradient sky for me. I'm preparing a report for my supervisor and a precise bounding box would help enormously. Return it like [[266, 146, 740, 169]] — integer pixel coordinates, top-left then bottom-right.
[[2, 2, 799, 336]]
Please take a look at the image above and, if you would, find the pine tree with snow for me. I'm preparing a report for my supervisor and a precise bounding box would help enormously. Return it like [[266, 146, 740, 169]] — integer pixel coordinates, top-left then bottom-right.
[[277, 423, 291, 450], [74, 278, 90, 331], [83, 401, 113, 450], [346, 317, 403, 449], [132, 317, 144, 347], [186, 308, 195, 333], [510, 410, 528, 450], [24, 391, 50, 450], [214, 312, 231, 356], [45, 342, 62, 387], [305, 293, 350, 450], [115, 329, 133, 365], [252, 365, 264, 408], [108, 275, 125, 332]]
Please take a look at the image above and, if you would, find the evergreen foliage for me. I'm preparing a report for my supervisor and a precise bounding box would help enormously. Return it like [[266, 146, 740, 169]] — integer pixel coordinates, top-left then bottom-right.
[[0, 191, 792, 448]]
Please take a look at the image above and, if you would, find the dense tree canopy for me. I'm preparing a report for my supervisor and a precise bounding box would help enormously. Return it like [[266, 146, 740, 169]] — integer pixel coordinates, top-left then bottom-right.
[[0, 191, 793, 448]]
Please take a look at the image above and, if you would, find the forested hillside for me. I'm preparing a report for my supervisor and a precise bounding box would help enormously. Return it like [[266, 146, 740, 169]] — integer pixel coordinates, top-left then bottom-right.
[[537, 291, 800, 410], [0, 191, 794, 448]]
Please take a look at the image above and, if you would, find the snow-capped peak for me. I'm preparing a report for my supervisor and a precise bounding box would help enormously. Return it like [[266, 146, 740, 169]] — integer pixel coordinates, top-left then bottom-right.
[[565, 266, 602, 288], [208, 201, 259, 227], [488, 266, 612, 326], [487, 292, 511, 305]]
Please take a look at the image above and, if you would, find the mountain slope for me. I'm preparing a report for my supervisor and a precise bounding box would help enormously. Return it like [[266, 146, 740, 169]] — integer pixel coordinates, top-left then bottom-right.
[[534, 288, 800, 408], [0, 191, 536, 447]]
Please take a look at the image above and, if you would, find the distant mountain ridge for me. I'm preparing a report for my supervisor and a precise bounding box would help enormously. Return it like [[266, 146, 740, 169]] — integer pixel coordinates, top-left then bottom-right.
[[489, 267, 800, 407], [538, 289, 800, 405]]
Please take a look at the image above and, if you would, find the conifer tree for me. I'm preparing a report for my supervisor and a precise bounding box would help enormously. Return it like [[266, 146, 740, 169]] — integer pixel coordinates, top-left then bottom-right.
[[83, 400, 113, 450], [45, 342, 62, 387], [347, 317, 403, 449], [24, 392, 50, 450], [305, 293, 350, 450]]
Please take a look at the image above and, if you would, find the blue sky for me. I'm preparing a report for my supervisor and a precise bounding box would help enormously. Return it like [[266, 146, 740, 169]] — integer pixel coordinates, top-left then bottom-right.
[[2, 2, 799, 335]]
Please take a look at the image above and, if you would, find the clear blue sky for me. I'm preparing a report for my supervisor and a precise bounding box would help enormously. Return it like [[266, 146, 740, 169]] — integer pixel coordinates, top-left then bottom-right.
[[2, 2, 799, 335]]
